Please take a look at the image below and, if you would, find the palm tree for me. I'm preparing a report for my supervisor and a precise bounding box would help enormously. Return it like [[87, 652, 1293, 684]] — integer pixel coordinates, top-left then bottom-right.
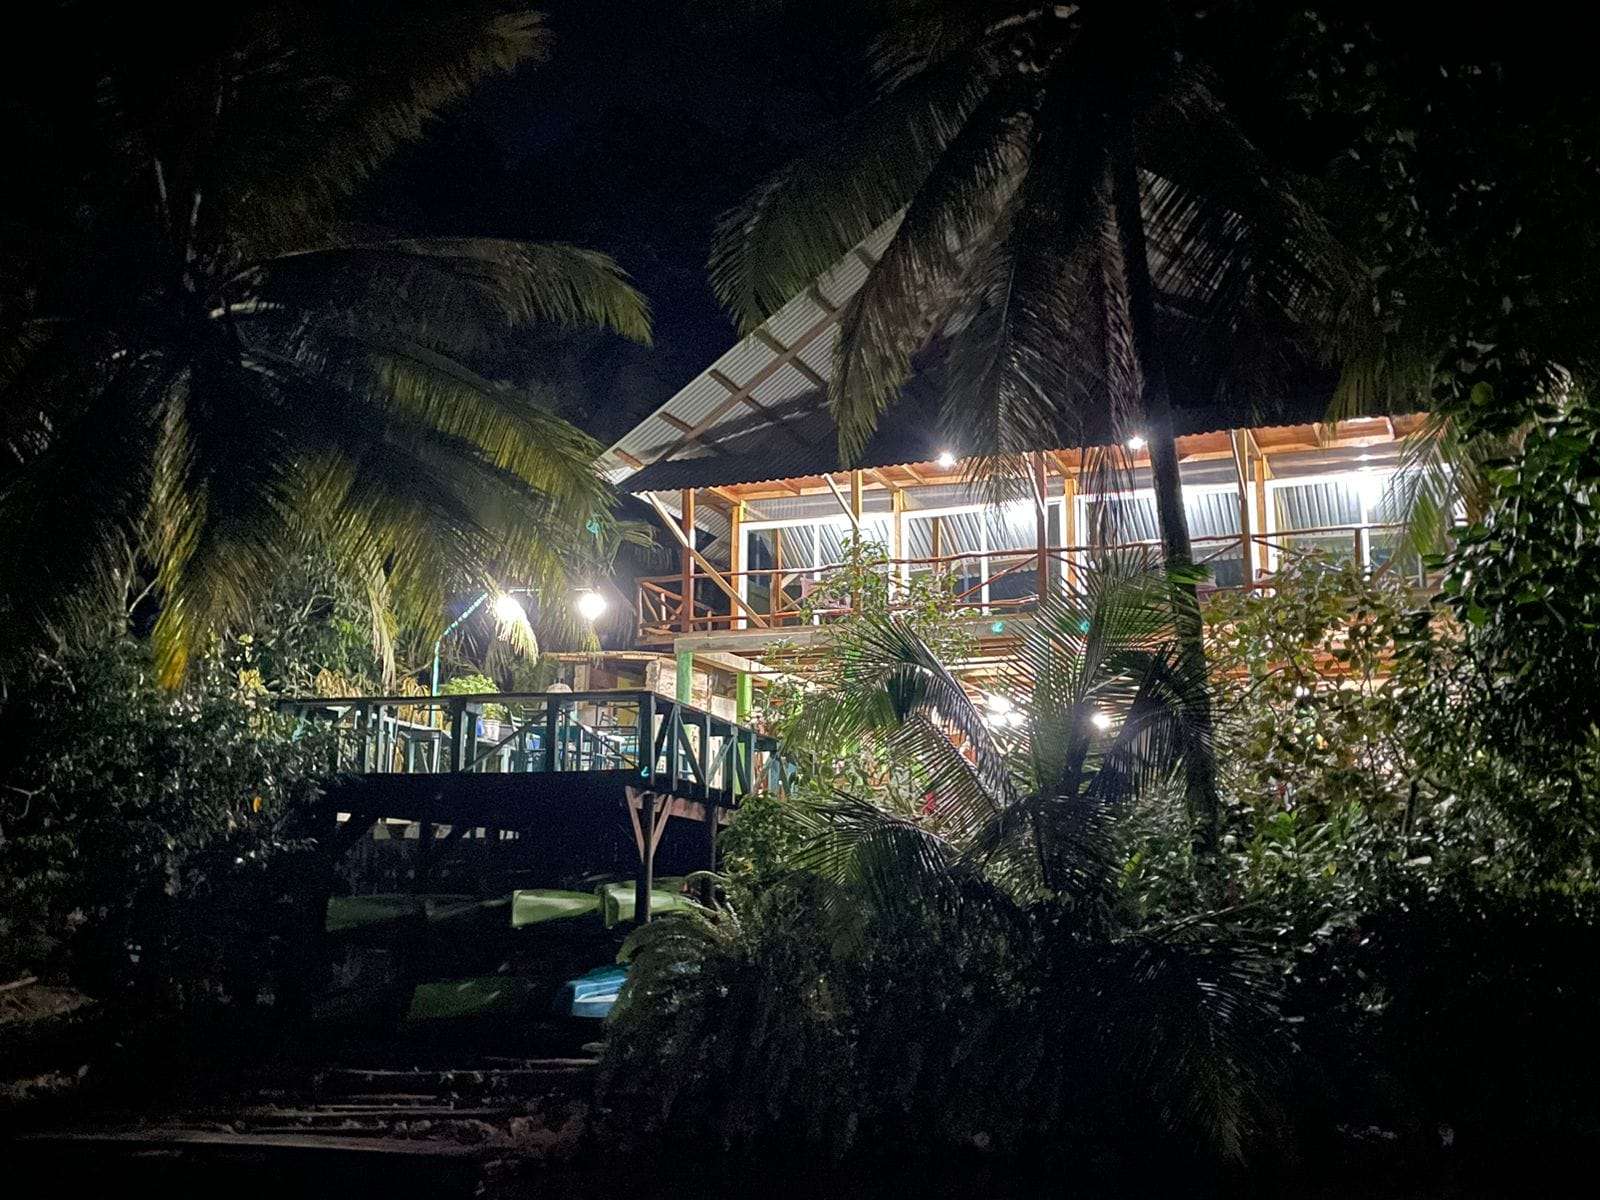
[[0, 2, 650, 685], [607, 557, 1283, 1157], [710, 0, 1358, 855]]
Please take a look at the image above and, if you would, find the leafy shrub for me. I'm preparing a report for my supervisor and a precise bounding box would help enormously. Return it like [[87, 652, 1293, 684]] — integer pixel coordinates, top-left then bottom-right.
[[0, 634, 329, 1005]]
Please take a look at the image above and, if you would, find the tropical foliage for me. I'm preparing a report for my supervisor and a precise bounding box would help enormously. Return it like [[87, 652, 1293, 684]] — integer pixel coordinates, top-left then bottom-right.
[[0, 627, 333, 1004], [711, 0, 1366, 854], [605, 557, 1286, 1162], [0, 1, 650, 687]]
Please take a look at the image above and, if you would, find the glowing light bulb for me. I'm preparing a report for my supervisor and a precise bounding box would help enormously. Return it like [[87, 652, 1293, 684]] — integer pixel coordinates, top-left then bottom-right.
[[936, 450, 958, 469], [1090, 711, 1114, 731], [985, 693, 1014, 715], [1125, 434, 1147, 452], [576, 589, 608, 623], [492, 593, 527, 624]]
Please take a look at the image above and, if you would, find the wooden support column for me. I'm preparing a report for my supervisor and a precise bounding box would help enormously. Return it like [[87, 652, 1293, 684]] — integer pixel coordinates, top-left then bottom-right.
[[676, 650, 694, 705], [1032, 452, 1052, 600], [849, 468, 865, 607], [626, 788, 669, 923], [729, 500, 745, 629], [679, 488, 696, 633], [891, 488, 906, 592], [1254, 449, 1274, 580], [1062, 475, 1080, 592], [1230, 429, 1254, 585]]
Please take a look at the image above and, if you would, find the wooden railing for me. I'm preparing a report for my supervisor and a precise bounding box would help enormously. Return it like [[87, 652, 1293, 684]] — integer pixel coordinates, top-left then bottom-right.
[[636, 524, 1429, 643], [276, 689, 788, 807]]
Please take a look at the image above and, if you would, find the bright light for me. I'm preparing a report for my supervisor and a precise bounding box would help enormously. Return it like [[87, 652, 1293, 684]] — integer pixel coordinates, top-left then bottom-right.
[[575, 589, 608, 623], [492, 593, 527, 624], [1125, 434, 1147, 452], [1090, 711, 1114, 731], [1355, 467, 1385, 510], [985, 693, 1014, 715], [936, 450, 958, 469]]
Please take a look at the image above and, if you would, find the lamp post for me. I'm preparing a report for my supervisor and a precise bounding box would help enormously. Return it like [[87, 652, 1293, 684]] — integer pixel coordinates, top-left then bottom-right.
[[429, 586, 609, 695], [430, 588, 530, 696]]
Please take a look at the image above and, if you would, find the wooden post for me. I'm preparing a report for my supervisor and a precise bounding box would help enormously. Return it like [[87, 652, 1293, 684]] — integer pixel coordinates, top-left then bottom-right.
[[638, 691, 656, 781], [679, 488, 696, 633], [850, 468, 865, 608], [627, 788, 659, 924], [542, 697, 559, 772], [772, 527, 784, 620], [1254, 452, 1273, 581], [729, 500, 745, 629], [891, 488, 906, 593], [1230, 429, 1253, 587], [676, 649, 694, 706], [1062, 475, 1080, 592], [1033, 452, 1051, 601]]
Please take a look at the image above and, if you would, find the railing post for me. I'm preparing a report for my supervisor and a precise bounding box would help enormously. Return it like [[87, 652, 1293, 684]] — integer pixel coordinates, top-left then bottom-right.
[[543, 697, 560, 772], [638, 691, 656, 779], [666, 703, 681, 792], [448, 699, 470, 772], [698, 708, 712, 800]]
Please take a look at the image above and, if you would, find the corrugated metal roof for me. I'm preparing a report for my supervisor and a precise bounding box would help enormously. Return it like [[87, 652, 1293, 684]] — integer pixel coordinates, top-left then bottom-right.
[[600, 219, 902, 487], [602, 212, 1342, 498]]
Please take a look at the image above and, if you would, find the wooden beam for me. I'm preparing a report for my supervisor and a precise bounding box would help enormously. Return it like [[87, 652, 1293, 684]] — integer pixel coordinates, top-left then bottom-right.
[[755, 328, 829, 390], [660, 412, 727, 455], [806, 282, 838, 314], [679, 488, 696, 634], [644, 493, 770, 628], [823, 473, 860, 532], [729, 501, 746, 631], [708, 367, 815, 449], [1032, 452, 1051, 599], [1230, 429, 1255, 583], [1062, 475, 1080, 591], [614, 448, 644, 470], [647, 306, 843, 467]]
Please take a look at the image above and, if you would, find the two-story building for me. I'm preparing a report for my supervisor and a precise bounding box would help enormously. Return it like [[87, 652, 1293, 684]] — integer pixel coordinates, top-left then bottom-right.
[[593, 226, 1425, 711]]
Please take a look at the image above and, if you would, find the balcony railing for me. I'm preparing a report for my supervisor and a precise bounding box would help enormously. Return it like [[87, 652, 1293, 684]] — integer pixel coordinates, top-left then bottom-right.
[[276, 690, 787, 805], [636, 524, 1429, 643]]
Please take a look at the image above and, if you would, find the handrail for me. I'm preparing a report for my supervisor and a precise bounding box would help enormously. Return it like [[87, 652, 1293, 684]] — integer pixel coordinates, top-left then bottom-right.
[[635, 521, 1429, 639], [277, 689, 786, 803]]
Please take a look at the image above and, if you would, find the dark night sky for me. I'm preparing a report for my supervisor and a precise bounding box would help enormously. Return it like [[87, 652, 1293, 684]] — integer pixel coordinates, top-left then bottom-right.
[[367, 0, 886, 446]]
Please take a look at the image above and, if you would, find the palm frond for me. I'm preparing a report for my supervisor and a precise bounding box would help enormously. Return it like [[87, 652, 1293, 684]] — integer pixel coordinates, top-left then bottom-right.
[[710, 47, 1004, 330]]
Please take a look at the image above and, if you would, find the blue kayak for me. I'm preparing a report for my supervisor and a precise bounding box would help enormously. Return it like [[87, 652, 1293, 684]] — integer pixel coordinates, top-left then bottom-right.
[[555, 963, 629, 1018]]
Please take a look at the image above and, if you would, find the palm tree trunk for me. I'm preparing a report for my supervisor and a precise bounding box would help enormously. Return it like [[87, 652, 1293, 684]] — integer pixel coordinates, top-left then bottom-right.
[[1108, 127, 1222, 864]]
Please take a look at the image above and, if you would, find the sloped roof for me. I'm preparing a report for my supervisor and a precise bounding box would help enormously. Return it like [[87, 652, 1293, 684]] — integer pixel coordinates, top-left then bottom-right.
[[603, 221, 1339, 498], [600, 220, 901, 489]]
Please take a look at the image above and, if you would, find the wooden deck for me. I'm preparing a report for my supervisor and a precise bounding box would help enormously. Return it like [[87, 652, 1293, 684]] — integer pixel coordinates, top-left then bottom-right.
[[278, 690, 788, 916]]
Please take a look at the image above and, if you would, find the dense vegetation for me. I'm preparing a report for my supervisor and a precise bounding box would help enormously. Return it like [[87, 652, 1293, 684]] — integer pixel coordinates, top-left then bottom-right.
[[3, 0, 1600, 1187]]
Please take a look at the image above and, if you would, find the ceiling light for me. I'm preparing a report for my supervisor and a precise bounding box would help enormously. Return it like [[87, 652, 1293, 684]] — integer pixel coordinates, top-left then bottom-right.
[[985, 693, 1014, 715], [1125, 434, 1147, 452], [576, 589, 608, 623], [936, 450, 957, 469], [1090, 711, 1114, 731]]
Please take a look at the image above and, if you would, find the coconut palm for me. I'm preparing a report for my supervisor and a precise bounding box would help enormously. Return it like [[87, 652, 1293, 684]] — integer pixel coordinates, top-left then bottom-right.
[[0, 2, 650, 685], [710, 0, 1360, 854], [607, 557, 1284, 1157]]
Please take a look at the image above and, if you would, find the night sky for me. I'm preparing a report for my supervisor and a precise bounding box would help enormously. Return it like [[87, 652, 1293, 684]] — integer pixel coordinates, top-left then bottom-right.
[[367, 0, 886, 446]]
